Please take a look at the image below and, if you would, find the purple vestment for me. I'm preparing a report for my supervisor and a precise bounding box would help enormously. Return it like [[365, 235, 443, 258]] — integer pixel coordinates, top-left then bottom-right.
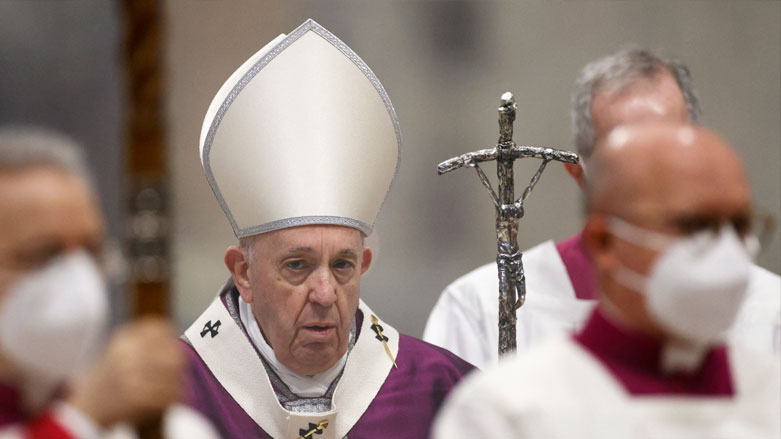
[[181, 289, 474, 439], [574, 308, 734, 396]]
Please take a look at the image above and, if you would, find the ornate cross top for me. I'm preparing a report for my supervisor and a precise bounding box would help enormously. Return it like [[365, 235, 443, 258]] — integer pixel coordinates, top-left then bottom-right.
[[437, 92, 579, 357]]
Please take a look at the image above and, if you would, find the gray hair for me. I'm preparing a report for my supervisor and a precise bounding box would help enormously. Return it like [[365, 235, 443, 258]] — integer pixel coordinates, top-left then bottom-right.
[[0, 126, 93, 183], [240, 235, 259, 263], [571, 48, 701, 159]]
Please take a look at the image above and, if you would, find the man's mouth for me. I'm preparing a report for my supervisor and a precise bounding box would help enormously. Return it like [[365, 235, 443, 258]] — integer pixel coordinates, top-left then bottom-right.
[[303, 324, 335, 335]]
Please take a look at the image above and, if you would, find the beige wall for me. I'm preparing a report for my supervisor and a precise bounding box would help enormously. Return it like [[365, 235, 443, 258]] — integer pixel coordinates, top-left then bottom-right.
[[167, 1, 781, 336]]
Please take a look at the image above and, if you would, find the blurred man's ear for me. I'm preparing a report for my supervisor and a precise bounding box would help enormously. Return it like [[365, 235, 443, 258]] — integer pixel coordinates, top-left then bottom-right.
[[583, 214, 614, 273], [564, 162, 586, 190], [360, 248, 373, 275], [224, 246, 252, 303]]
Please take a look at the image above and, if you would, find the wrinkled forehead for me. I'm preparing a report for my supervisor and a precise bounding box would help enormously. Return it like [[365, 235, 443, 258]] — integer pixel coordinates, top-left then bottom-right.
[[0, 166, 97, 217], [594, 127, 751, 221], [0, 167, 103, 253], [253, 225, 364, 255], [631, 166, 750, 223]]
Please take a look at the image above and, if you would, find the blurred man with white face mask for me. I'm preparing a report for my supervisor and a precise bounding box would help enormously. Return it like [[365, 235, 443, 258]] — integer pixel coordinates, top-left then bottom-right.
[[434, 122, 780, 439], [0, 128, 184, 439]]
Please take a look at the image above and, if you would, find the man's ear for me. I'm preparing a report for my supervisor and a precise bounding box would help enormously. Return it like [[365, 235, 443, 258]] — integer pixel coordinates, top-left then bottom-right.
[[564, 162, 586, 190], [360, 248, 373, 275], [583, 215, 614, 272], [225, 246, 253, 303]]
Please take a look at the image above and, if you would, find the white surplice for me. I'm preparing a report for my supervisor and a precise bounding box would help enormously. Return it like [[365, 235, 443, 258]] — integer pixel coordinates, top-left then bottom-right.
[[423, 239, 781, 369], [433, 337, 781, 439]]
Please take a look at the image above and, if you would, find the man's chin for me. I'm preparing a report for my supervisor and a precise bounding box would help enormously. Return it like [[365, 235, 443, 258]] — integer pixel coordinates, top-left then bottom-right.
[[289, 343, 346, 375]]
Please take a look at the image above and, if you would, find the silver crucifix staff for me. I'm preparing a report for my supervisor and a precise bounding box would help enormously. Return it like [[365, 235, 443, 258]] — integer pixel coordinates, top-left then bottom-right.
[[437, 92, 579, 357]]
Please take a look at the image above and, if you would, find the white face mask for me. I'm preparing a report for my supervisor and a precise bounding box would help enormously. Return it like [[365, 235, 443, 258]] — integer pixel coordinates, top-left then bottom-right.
[[0, 251, 108, 383], [608, 217, 754, 345]]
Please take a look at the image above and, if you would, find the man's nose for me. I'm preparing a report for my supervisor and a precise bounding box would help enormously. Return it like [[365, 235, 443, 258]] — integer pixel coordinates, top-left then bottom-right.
[[308, 267, 337, 306]]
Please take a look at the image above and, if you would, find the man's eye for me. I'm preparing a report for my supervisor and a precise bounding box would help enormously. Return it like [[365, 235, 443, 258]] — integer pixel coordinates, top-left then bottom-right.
[[286, 260, 306, 270], [333, 260, 354, 270], [85, 241, 105, 262], [676, 217, 716, 235], [16, 248, 60, 271]]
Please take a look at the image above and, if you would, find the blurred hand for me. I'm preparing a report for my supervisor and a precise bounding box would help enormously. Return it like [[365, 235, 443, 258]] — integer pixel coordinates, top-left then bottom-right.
[[67, 317, 185, 427]]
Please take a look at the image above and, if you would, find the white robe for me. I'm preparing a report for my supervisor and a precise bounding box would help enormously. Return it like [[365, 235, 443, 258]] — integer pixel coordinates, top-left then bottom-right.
[[433, 337, 781, 439], [423, 239, 781, 369], [424, 240, 591, 369]]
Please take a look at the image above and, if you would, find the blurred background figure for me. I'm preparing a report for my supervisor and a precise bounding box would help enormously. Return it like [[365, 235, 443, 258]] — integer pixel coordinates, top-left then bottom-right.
[[0, 128, 184, 438], [434, 122, 780, 438]]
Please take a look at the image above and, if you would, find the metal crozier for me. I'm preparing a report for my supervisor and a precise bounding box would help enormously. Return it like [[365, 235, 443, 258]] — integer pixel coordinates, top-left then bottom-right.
[[437, 92, 579, 357]]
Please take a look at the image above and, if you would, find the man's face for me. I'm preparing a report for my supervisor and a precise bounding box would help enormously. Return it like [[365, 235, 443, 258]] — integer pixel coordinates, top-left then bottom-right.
[[609, 148, 751, 286], [586, 126, 752, 336], [241, 225, 371, 376], [0, 167, 105, 298]]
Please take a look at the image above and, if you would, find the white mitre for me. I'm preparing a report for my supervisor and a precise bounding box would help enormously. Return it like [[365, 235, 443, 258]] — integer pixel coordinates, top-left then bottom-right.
[[199, 19, 401, 237]]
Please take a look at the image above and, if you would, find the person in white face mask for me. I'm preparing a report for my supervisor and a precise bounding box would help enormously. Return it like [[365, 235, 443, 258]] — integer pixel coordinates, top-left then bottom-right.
[[0, 128, 185, 439], [434, 122, 780, 439]]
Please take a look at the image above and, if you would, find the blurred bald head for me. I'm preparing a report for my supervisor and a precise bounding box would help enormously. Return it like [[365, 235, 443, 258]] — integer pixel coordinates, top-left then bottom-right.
[[587, 122, 750, 225]]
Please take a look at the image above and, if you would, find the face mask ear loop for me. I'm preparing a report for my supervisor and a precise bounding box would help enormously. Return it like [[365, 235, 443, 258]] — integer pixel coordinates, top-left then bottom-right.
[[608, 216, 675, 252], [611, 262, 648, 293], [606, 216, 669, 296]]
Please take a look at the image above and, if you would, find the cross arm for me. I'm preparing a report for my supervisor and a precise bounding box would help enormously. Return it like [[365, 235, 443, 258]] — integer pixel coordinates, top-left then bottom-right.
[[437, 147, 498, 175], [511, 145, 579, 164], [437, 144, 579, 175]]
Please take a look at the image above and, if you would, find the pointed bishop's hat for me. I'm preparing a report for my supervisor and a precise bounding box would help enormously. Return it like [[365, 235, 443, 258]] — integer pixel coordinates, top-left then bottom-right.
[[200, 19, 401, 238]]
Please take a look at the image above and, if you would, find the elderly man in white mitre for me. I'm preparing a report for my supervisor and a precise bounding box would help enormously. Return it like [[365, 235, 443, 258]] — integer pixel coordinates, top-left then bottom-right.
[[179, 19, 474, 439], [434, 122, 780, 438]]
